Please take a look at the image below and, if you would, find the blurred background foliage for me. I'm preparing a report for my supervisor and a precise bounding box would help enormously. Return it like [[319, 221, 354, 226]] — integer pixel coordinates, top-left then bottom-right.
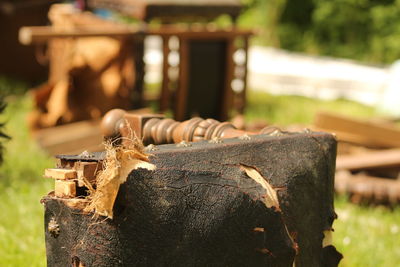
[[239, 0, 400, 64]]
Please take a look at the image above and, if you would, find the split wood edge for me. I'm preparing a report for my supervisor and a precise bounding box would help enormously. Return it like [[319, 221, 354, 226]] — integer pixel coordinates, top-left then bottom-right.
[[241, 164, 334, 255], [44, 139, 155, 219]]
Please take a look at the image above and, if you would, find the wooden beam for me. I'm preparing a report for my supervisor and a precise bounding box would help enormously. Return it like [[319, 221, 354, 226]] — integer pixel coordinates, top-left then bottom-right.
[[45, 168, 77, 180], [336, 148, 400, 170], [33, 108, 152, 155], [74, 161, 101, 186], [33, 119, 104, 156], [19, 25, 139, 45], [314, 112, 400, 148], [335, 171, 400, 203], [148, 27, 253, 39], [55, 180, 77, 198], [19, 25, 253, 45]]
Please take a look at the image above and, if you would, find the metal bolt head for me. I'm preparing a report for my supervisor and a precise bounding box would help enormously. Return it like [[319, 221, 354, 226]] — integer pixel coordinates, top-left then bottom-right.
[[269, 129, 283, 137], [145, 144, 158, 152], [208, 137, 223, 144], [177, 141, 192, 147], [239, 134, 251, 140], [260, 126, 282, 136], [78, 150, 94, 158], [48, 217, 60, 238]]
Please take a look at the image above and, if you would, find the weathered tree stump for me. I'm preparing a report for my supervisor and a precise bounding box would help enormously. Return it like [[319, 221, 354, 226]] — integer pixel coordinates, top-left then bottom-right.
[[42, 132, 342, 266]]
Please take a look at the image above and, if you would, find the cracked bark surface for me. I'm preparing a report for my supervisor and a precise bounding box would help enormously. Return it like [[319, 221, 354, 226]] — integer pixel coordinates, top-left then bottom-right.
[[43, 132, 342, 266]]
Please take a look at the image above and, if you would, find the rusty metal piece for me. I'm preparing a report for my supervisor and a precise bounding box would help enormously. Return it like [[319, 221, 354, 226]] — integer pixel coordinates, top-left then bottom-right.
[[238, 133, 251, 140], [56, 152, 105, 164], [78, 150, 95, 159], [261, 126, 285, 137], [144, 144, 158, 152]]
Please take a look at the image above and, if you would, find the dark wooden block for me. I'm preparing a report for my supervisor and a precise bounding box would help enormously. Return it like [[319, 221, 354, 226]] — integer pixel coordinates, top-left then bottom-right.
[[43, 132, 342, 266]]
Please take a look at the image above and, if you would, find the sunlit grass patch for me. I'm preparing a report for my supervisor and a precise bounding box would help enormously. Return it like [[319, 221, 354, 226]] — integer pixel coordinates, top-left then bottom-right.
[[245, 91, 377, 126], [334, 196, 400, 267], [0, 96, 53, 267]]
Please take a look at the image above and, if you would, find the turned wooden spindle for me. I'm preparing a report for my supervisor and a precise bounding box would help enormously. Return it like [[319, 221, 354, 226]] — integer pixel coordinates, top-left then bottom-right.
[[101, 109, 260, 145]]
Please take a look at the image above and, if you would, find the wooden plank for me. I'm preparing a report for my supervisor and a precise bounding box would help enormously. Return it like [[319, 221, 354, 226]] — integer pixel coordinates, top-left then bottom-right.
[[74, 161, 102, 186], [20, 25, 253, 45], [55, 180, 76, 198], [314, 112, 400, 148], [19, 25, 139, 45], [33, 109, 152, 155], [33, 119, 103, 155], [148, 28, 253, 39], [45, 141, 104, 157], [45, 168, 77, 180], [34, 120, 101, 147], [336, 148, 400, 170], [313, 128, 383, 148]]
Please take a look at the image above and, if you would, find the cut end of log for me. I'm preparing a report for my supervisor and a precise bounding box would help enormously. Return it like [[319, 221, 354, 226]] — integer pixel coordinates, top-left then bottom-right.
[[43, 136, 155, 218], [45, 168, 77, 180], [19, 27, 36, 45], [55, 180, 76, 198]]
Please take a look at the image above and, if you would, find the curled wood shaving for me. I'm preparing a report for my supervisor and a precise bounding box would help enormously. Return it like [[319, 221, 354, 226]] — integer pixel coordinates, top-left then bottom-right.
[[84, 137, 155, 218], [240, 165, 280, 210]]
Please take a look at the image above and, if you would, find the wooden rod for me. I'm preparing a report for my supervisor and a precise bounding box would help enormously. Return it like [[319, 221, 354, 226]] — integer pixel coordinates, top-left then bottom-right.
[[101, 109, 257, 146], [19, 25, 254, 45], [19, 26, 140, 45]]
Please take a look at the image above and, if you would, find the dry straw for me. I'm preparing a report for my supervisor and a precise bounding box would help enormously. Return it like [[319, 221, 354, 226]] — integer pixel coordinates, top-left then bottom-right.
[[84, 134, 155, 218]]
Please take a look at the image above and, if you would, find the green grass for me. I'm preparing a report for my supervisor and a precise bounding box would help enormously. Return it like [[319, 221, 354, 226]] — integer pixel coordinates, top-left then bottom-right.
[[0, 91, 399, 266], [245, 91, 377, 126], [334, 197, 400, 266], [0, 96, 54, 267]]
